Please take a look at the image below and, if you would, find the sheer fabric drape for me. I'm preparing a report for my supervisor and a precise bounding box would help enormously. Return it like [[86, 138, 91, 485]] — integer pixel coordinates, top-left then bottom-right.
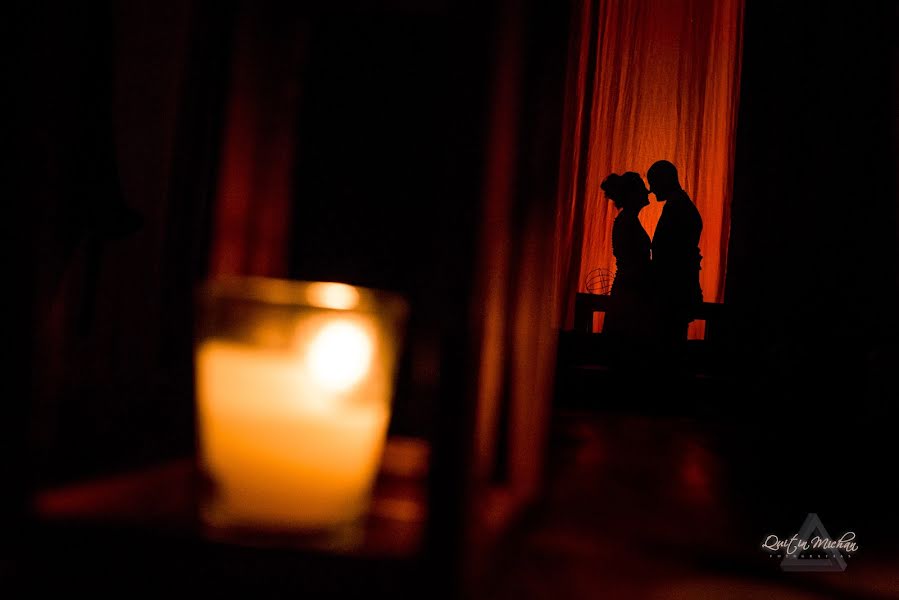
[[556, 0, 744, 337]]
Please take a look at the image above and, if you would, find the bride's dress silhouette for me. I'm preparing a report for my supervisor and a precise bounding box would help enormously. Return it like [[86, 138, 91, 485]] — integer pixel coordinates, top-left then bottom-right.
[[600, 172, 654, 340]]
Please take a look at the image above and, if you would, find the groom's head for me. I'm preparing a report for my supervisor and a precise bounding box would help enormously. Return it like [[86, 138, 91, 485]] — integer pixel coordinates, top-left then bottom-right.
[[647, 160, 681, 202]]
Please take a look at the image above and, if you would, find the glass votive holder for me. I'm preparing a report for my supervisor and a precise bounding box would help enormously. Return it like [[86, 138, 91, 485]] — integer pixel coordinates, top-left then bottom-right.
[[194, 277, 407, 549]]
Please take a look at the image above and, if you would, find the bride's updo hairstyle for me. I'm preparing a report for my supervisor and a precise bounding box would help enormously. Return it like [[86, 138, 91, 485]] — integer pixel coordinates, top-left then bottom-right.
[[601, 172, 646, 210]]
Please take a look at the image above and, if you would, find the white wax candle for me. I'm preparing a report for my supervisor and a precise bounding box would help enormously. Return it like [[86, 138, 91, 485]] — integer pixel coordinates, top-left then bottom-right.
[[196, 317, 391, 530]]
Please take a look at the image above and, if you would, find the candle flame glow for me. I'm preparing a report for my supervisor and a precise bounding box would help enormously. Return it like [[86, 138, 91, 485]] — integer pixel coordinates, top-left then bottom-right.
[[306, 320, 373, 392]]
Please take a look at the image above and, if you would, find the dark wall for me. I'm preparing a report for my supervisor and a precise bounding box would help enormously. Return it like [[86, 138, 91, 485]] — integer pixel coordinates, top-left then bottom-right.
[[724, 0, 898, 547], [10, 1, 215, 485], [727, 0, 897, 407], [289, 12, 451, 292]]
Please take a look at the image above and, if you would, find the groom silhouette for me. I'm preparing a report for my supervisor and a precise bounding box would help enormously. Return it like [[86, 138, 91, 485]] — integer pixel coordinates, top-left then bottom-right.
[[647, 160, 703, 343]]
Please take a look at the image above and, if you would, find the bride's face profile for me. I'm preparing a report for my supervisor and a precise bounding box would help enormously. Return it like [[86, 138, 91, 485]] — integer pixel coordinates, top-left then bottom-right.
[[623, 185, 649, 211]]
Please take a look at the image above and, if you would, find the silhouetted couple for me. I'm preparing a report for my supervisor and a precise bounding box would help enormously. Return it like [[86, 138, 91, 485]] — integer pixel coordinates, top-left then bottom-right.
[[601, 160, 702, 353]]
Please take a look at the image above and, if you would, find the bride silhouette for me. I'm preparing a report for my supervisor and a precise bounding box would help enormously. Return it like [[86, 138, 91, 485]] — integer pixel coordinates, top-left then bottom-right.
[[600, 172, 655, 341]]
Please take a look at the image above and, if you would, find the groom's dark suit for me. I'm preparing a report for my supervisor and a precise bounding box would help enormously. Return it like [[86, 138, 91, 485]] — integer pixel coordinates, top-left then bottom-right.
[[652, 188, 703, 340]]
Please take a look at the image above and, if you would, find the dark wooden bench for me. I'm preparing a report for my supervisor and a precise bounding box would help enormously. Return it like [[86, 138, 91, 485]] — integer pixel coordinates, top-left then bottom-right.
[[573, 293, 725, 342]]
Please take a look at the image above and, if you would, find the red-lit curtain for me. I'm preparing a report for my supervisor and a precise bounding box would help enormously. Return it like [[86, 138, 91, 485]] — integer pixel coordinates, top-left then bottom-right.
[[556, 0, 744, 337], [209, 4, 304, 277]]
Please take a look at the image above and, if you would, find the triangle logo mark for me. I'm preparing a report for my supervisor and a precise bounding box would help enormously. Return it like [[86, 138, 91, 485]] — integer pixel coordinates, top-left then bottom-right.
[[780, 513, 848, 572]]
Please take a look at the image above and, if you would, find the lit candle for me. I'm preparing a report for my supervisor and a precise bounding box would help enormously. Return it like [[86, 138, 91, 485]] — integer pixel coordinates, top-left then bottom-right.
[[194, 279, 405, 534]]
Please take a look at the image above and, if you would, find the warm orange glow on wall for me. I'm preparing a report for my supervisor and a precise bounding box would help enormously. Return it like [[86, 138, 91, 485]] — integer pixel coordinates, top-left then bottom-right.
[[559, 0, 744, 338]]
